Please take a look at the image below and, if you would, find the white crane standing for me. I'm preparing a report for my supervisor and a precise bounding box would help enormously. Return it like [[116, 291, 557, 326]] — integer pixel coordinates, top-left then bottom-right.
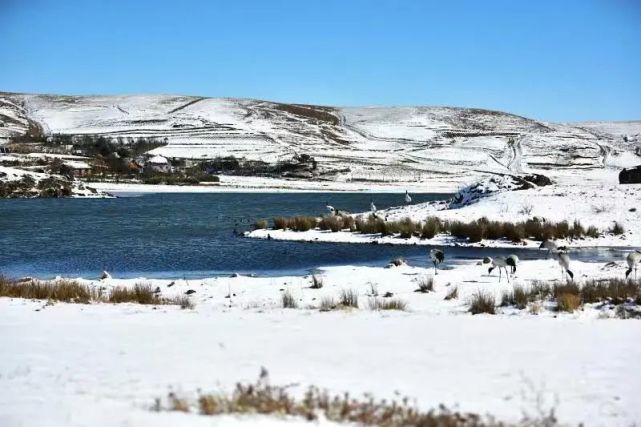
[[483, 256, 511, 282], [404, 191, 412, 205], [556, 250, 574, 282]]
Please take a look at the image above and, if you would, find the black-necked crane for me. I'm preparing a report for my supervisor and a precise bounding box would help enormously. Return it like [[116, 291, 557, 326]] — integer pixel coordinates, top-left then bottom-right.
[[556, 250, 574, 281], [370, 199, 377, 213], [507, 254, 519, 274], [429, 249, 444, 275], [483, 256, 510, 282], [625, 250, 641, 280], [404, 191, 412, 205]]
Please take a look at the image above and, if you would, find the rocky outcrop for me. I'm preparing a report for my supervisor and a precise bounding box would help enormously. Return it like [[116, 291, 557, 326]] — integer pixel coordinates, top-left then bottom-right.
[[0, 166, 111, 198], [450, 173, 552, 208], [619, 166, 641, 184]]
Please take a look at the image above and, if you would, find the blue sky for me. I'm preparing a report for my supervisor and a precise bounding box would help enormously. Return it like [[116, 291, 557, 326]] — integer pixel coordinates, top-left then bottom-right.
[[1, 0, 640, 121]]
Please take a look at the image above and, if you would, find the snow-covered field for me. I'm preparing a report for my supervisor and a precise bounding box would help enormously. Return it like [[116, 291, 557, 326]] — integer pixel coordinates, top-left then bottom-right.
[[2, 258, 641, 427]]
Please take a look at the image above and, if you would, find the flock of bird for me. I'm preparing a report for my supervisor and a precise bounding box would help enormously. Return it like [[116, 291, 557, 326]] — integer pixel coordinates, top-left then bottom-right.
[[323, 193, 641, 283], [325, 191, 413, 217], [429, 242, 640, 283]]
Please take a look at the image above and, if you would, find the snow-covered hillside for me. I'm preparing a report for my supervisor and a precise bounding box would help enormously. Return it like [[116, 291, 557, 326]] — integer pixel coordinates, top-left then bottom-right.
[[1, 92, 639, 190]]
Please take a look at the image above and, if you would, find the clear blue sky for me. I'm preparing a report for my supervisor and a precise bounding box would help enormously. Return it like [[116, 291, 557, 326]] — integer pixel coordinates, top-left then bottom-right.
[[1, 0, 640, 122]]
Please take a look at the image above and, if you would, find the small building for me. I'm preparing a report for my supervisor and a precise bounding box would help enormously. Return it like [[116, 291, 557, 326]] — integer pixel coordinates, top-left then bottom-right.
[[63, 160, 92, 178], [147, 155, 170, 173]]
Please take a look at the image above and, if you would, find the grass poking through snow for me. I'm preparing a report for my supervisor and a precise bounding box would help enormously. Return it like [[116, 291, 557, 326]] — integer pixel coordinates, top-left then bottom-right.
[[158, 368, 560, 426]]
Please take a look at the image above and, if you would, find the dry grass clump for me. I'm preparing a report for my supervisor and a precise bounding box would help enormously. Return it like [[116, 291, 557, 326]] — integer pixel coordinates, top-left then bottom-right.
[[253, 219, 268, 229], [368, 297, 407, 311], [609, 222, 625, 235], [161, 369, 559, 426], [318, 215, 343, 232], [175, 296, 195, 310], [0, 277, 96, 303], [281, 290, 298, 309], [310, 274, 323, 289], [355, 215, 389, 235], [318, 215, 355, 232], [501, 279, 641, 315], [556, 293, 582, 312], [0, 276, 194, 308], [270, 213, 600, 243], [109, 283, 159, 304], [272, 216, 288, 230], [469, 292, 496, 315], [289, 216, 317, 232], [415, 275, 434, 293], [319, 296, 337, 312], [500, 285, 529, 309], [444, 286, 458, 300], [339, 289, 359, 308], [421, 217, 443, 239]]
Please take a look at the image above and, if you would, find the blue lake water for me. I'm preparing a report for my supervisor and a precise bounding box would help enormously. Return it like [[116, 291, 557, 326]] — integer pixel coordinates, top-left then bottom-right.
[[0, 192, 625, 279]]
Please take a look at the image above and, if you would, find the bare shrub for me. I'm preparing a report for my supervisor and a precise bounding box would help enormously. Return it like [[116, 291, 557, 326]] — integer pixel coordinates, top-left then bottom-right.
[[469, 292, 496, 314], [415, 275, 434, 293], [281, 290, 298, 309]]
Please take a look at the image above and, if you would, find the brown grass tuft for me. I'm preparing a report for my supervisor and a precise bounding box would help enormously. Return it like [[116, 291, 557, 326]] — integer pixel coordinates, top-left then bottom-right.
[[368, 297, 407, 311], [339, 289, 359, 308], [161, 369, 560, 426], [281, 290, 298, 309], [415, 275, 434, 293], [469, 292, 496, 315], [444, 286, 458, 300]]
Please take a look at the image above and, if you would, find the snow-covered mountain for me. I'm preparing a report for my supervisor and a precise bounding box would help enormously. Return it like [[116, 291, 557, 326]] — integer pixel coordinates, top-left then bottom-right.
[[1, 92, 639, 188]]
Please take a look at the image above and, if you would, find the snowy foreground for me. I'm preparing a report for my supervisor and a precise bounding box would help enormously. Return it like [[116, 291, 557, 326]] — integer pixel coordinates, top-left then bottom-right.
[[2, 258, 641, 427]]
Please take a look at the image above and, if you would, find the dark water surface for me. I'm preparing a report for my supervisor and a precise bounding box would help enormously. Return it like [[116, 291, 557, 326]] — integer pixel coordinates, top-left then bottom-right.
[[0, 192, 624, 279]]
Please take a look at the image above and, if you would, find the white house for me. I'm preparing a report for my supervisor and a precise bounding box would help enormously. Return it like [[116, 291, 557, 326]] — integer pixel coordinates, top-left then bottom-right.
[[147, 155, 170, 173]]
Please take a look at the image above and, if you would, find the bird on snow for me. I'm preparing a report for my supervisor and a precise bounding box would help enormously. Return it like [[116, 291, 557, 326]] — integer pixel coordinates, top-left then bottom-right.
[[370, 199, 377, 213], [556, 250, 574, 282], [625, 250, 641, 280], [325, 201, 336, 216], [429, 249, 445, 275], [483, 256, 511, 282], [404, 191, 412, 205]]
